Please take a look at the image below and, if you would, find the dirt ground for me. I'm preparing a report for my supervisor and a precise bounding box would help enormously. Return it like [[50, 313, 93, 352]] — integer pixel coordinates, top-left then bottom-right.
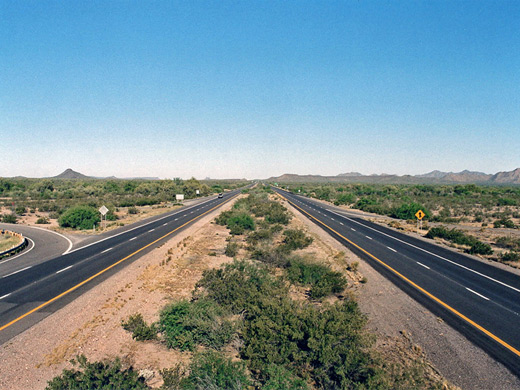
[[1, 194, 519, 389]]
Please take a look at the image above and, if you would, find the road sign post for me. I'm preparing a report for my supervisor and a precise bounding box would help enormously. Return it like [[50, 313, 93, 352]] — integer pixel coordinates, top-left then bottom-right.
[[415, 209, 425, 231], [99, 205, 109, 230]]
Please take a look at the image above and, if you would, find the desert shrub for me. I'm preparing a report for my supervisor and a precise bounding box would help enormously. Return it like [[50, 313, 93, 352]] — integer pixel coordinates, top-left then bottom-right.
[[195, 260, 288, 314], [391, 203, 430, 220], [59, 206, 100, 230], [279, 229, 313, 252], [48, 212, 60, 219], [15, 205, 27, 215], [495, 236, 520, 250], [500, 251, 520, 262], [45, 355, 148, 390], [182, 351, 250, 390], [227, 214, 255, 235], [121, 313, 157, 341], [426, 226, 493, 255], [493, 218, 516, 229], [468, 241, 494, 255], [159, 299, 234, 351], [250, 244, 289, 267], [2, 213, 17, 224], [128, 206, 139, 214], [262, 364, 309, 390], [334, 193, 355, 206], [216, 210, 255, 235], [265, 203, 291, 225], [159, 365, 187, 390], [36, 217, 50, 224], [246, 228, 273, 245], [225, 241, 239, 257], [286, 257, 347, 299]]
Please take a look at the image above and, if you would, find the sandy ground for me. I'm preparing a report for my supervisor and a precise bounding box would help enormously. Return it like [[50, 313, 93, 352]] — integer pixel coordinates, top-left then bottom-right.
[[277, 196, 520, 390]]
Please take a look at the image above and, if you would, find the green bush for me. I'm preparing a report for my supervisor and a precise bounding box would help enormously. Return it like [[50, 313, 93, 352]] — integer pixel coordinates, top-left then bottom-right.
[[2, 213, 17, 224], [36, 216, 50, 224], [225, 241, 240, 257], [45, 355, 148, 390], [159, 299, 234, 351], [128, 206, 139, 215], [182, 351, 250, 390], [195, 260, 288, 314], [279, 229, 313, 252], [500, 251, 520, 262], [263, 364, 309, 390], [227, 214, 255, 235], [468, 241, 493, 255], [391, 203, 430, 220], [59, 206, 100, 230], [121, 313, 157, 341], [286, 258, 347, 299], [426, 226, 493, 255], [15, 205, 27, 215]]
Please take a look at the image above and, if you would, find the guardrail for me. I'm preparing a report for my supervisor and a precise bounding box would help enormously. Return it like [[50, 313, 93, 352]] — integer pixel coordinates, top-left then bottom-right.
[[0, 230, 28, 259]]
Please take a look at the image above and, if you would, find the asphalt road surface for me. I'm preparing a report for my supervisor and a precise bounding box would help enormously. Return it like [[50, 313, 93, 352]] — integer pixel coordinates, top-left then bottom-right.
[[273, 187, 520, 378], [0, 189, 244, 344]]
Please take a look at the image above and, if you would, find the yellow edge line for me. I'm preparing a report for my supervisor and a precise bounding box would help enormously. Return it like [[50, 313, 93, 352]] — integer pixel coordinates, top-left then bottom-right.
[[276, 190, 520, 358], [0, 195, 239, 332]]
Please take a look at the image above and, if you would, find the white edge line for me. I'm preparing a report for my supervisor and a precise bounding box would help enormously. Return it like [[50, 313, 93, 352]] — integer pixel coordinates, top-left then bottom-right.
[[326, 208, 520, 294], [3, 265, 32, 278], [18, 225, 73, 255], [416, 262, 430, 269], [466, 287, 490, 301], [0, 293, 11, 300], [67, 197, 216, 254], [56, 265, 73, 274], [0, 237, 35, 265]]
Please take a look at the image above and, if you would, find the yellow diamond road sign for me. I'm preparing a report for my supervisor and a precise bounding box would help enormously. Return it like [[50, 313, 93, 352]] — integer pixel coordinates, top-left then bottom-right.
[[415, 210, 425, 220]]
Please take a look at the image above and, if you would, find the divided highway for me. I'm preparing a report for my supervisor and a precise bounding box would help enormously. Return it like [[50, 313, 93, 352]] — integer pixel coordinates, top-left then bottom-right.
[[0, 189, 243, 344], [273, 187, 520, 377]]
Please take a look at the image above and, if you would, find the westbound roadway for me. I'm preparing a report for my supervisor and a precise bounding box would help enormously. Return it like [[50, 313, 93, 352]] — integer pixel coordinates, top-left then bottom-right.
[[0, 189, 244, 344], [273, 187, 520, 377]]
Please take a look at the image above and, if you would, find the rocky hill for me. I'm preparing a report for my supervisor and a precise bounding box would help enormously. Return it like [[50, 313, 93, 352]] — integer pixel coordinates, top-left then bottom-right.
[[267, 168, 520, 185]]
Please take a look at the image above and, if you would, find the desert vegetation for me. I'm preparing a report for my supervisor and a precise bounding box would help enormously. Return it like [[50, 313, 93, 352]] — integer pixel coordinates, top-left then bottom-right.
[[47, 188, 451, 389], [0, 177, 247, 230]]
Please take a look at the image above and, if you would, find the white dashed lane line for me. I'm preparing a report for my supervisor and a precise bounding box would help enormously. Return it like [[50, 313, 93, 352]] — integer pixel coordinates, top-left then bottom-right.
[[3, 266, 32, 278], [416, 262, 430, 270], [387, 247, 397, 252], [101, 248, 113, 254], [56, 265, 73, 274], [466, 288, 490, 301], [129, 237, 137, 241]]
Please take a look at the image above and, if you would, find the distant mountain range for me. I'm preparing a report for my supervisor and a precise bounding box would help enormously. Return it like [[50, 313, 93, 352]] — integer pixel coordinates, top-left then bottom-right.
[[267, 168, 520, 185], [51, 169, 160, 181]]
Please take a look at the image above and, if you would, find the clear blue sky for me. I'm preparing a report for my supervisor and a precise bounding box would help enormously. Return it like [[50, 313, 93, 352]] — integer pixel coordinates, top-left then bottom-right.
[[1, 1, 519, 179]]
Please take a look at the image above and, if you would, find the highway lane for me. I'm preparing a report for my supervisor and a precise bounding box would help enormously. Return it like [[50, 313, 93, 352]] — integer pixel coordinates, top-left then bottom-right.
[[0, 189, 245, 344], [273, 187, 520, 376], [0, 224, 72, 275]]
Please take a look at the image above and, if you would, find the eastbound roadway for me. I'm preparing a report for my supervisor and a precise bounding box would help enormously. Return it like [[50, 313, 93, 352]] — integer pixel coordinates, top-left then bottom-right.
[[0, 189, 243, 344], [273, 187, 520, 377]]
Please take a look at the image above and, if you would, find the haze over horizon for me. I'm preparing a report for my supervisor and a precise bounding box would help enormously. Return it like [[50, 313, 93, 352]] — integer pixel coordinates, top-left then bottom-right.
[[1, 2, 519, 180]]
